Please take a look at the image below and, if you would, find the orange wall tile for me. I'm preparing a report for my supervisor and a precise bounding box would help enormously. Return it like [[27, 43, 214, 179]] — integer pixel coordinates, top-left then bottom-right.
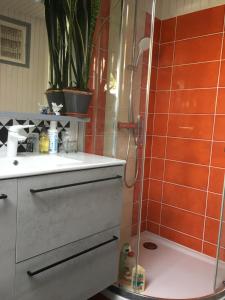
[[174, 34, 222, 65], [148, 201, 161, 223], [155, 91, 170, 113], [203, 242, 217, 258], [152, 136, 166, 158], [143, 6, 225, 258], [214, 116, 225, 140], [204, 218, 219, 244], [161, 206, 204, 238], [153, 18, 161, 43], [150, 158, 164, 180], [149, 179, 163, 202], [147, 221, 160, 235], [172, 62, 220, 90], [160, 226, 202, 252], [207, 192, 222, 220], [161, 18, 176, 43], [211, 142, 225, 168], [166, 138, 211, 165], [167, 115, 213, 139], [143, 179, 150, 200], [217, 88, 225, 113], [219, 61, 225, 87], [158, 43, 174, 67], [209, 167, 225, 194], [152, 43, 159, 67], [176, 6, 225, 39], [164, 160, 209, 189], [163, 182, 206, 214], [153, 114, 168, 136], [157, 67, 172, 90], [170, 89, 216, 114], [150, 67, 157, 90]]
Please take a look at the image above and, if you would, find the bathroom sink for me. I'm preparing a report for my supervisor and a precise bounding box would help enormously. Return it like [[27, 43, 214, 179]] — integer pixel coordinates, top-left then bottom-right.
[[0, 155, 82, 169], [0, 152, 125, 179], [0, 154, 84, 179]]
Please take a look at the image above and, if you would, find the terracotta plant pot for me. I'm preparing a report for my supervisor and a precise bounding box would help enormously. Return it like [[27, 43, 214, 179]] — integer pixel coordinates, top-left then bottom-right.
[[63, 89, 92, 116], [45, 89, 65, 113]]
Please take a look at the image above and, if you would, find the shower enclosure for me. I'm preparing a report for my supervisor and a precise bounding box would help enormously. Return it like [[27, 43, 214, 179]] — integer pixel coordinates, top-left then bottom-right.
[[88, 0, 225, 299]]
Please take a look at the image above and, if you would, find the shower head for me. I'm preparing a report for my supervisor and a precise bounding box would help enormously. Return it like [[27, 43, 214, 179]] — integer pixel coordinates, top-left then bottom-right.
[[127, 37, 150, 71], [134, 37, 150, 67]]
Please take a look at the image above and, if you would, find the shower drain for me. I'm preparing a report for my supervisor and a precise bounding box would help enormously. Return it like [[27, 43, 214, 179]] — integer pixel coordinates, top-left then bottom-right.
[[143, 242, 158, 250]]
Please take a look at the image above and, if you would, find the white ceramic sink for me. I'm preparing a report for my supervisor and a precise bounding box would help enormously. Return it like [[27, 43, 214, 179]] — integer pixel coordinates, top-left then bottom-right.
[[0, 152, 126, 179], [0, 155, 82, 169]]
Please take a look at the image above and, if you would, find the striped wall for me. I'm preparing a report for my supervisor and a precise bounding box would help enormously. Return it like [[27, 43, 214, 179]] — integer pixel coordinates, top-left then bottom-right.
[[0, 9, 48, 113], [156, 0, 225, 20]]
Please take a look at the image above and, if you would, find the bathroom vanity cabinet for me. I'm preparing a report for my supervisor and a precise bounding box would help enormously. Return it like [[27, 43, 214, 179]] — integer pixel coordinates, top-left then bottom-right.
[[0, 180, 17, 300], [0, 164, 124, 300]]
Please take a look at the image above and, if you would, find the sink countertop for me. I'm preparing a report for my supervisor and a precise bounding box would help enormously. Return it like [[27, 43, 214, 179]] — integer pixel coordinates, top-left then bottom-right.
[[0, 152, 126, 179]]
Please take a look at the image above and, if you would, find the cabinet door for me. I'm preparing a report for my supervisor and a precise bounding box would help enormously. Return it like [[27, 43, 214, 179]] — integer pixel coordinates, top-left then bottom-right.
[[17, 166, 123, 262], [0, 179, 17, 300], [15, 227, 120, 300]]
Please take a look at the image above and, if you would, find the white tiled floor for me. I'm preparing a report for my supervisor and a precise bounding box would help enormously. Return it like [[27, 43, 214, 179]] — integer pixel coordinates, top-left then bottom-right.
[[130, 231, 217, 299]]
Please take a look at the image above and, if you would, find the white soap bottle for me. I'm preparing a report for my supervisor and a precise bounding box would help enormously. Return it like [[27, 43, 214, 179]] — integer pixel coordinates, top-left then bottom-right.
[[48, 121, 58, 154]]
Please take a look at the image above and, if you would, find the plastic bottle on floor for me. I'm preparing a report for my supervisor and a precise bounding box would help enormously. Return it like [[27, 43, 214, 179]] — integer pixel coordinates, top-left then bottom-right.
[[119, 243, 131, 279], [124, 251, 136, 284], [132, 265, 146, 292]]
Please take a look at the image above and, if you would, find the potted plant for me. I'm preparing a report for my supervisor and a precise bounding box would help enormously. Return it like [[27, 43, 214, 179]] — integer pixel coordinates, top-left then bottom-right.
[[44, 0, 68, 113], [63, 0, 101, 116]]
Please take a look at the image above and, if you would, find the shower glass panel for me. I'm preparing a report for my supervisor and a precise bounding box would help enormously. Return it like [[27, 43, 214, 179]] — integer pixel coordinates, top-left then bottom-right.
[[106, 0, 155, 293], [215, 176, 225, 291]]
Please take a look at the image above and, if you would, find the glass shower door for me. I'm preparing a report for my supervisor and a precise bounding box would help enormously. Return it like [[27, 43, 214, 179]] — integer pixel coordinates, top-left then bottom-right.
[[214, 175, 225, 292], [107, 0, 155, 293], [91, 0, 155, 293]]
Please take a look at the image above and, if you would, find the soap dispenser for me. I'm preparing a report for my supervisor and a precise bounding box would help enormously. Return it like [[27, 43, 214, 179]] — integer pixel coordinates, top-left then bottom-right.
[[39, 126, 49, 154], [48, 121, 58, 154]]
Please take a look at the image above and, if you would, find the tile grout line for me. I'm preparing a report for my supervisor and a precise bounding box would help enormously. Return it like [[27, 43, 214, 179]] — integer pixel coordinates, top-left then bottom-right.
[[158, 15, 178, 237], [147, 177, 222, 195], [148, 199, 221, 221], [154, 87, 225, 91], [201, 10, 225, 253], [151, 157, 210, 168], [146, 112, 225, 115], [158, 59, 224, 69], [161, 30, 224, 44], [145, 133, 225, 144]]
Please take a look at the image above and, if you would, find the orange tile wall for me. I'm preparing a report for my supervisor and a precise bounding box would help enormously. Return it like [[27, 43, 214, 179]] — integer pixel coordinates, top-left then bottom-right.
[[85, 1, 110, 155], [144, 5, 225, 257]]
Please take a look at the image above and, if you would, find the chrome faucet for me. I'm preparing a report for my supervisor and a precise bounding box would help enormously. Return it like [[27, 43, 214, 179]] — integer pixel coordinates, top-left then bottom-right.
[[7, 125, 35, 157]]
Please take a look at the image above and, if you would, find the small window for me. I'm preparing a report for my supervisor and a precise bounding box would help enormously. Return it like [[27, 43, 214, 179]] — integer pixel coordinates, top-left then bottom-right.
[[0, 15, 31, 68]]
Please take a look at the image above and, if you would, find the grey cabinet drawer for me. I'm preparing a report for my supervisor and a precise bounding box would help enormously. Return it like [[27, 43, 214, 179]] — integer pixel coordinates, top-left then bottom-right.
[[0, 179, 17, 300], [17, 166, 123, 262], [15, 227, 120, 300]]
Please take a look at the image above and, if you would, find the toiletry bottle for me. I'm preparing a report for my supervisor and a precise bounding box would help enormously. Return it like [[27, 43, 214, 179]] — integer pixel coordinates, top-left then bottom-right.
[[132, 264, 146, 292], [39, 126, 49, 153], [48, 121, 58, 154], [119, 243, 131, 279], [124, 251, 136, 285]]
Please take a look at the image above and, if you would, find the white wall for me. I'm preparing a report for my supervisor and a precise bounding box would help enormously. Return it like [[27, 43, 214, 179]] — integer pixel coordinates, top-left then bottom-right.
[[0, 9, 48, 113], [156, 0, 225, 20]]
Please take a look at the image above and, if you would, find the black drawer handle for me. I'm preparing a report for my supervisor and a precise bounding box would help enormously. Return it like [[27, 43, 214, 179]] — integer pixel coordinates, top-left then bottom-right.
[[30, 175, 122, 194], [0, 194, 7, 200], [27, 235, 118, 277]]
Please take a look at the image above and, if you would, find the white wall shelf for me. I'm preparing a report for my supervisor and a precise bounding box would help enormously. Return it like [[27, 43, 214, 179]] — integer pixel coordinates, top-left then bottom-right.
[[0, 112, 90, 123]]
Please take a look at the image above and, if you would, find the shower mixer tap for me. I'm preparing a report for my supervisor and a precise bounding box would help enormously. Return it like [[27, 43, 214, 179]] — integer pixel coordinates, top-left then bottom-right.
[[117, 115, 144, 146]]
